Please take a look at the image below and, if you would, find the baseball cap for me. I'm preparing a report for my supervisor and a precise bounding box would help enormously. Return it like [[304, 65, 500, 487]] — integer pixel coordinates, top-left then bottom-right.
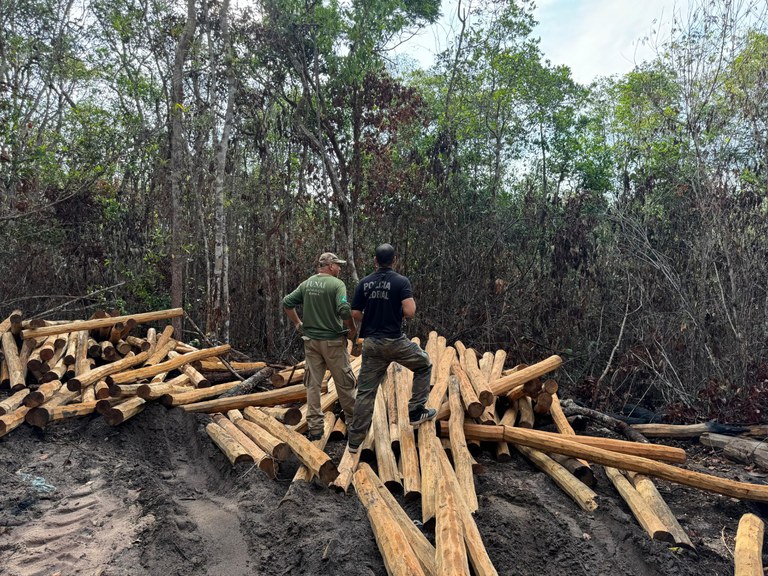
[[318, 252, 346, 266]]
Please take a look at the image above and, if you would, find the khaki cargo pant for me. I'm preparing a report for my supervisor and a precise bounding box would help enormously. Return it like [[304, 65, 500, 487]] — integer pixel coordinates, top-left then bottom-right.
[[303, 337, 357, 436], [347, 336, 432, 448]]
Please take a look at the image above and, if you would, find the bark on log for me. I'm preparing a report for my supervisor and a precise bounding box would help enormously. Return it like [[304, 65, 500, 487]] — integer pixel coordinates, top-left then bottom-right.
[[21, 308, 184, 340], [160, 380, 239, 407], [260, 406, 302, 426], [181, 383, 310, 413], [604, 466, 672, 541], [700, 433, 768, 470], [448, 375, 478, 512], [462, 349, 494, 406], [23, 380, 62, 408], [0, 388, 30, 414], [25, 388, 80, 428], [46, 400, 100, 422], [451, 360, 483, 419], [735, 513, 765, 576], [627, 472, 695, 549], [145, 325, 176, 365], [330, 417, 347, 440], [104, 397, 146, 425], [125, 336, 151, 352], [549, 393, 594, 486], [217, 367, 274, 398], [517, 397, 534, 428], [271, 367, 305, 388], [426, 347, 457, 410], [107, 345, 230, 385], [213, 414, 275, 477], [290, 412, 336, 484], [233, 410, 292, 461], [2, 331, 25, 391], [330, 445, 362, 493], [243, 407, 338, 485], [353, 465, 427, 576], [196, 360, 266, 372], [136, 374, 191, 399], [419, 420, 440, 524], [167, 350, 210, 387], [515, 444, 598, 512], [560, 399, 650, 443], [206, 422, 252, 465]]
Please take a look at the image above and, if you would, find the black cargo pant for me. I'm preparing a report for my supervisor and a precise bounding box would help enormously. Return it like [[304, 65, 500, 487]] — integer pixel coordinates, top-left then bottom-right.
[[347, 335, 432, 448]]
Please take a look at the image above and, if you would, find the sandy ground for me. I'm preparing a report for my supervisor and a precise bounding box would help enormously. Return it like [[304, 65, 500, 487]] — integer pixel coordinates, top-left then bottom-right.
[[1, 403, 766, 575]]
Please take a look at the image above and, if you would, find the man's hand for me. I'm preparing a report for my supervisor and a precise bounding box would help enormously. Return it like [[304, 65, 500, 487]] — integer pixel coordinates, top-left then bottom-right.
[[295, 321, 304, 335], [350, 338, 363, 357]]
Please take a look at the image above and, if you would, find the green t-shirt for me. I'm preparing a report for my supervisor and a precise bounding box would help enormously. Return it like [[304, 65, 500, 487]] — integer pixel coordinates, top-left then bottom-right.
[[283, 273, 352, 340]]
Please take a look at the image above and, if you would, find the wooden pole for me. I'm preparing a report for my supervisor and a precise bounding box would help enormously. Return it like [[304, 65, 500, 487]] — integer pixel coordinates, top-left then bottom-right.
[[107, 345, 230, 385], [462, 348, 494, 406], [67, 350, 150, 391], [21, 308, 185, 340], [448, 375, 478, 512], [0, 388, 30, 415], [104, 397, 146, 425], [167, 350, 210, 387], [206, 422, 252, 465], [451, 360, 484, 419], [180, 382, 309, 413], [627, 472, 695, 549], [1, 331, 25, 391], [735, 513, 765, 576], [0, 405, 30, 437], [435, 472, 470, 576], [372, 385, 401, 491], [291, 412, 336, 483], [395, 363, 421, 499], [159, 380, 239, 407], [604, 466, 671, 541], [490, 355, 562, 396], [23, 380, 62, 408], [234, 409, 292, 461], [213, 413, 275, 477]]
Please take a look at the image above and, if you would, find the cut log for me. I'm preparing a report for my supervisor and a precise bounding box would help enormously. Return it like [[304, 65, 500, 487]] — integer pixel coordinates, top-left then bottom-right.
[[125, 336, 151, 352], [604, 466, 672, 542], [515, 444, 598, 512], [206, 422, 252, 465], [0, 388, 30, 414], [549, 393, 594, 486], [632, 422, 749, 438], [136, 374, 191, 399], [448, 375, 478, 512], [517, 396, 534, 428], [560, 399, 649, 443], [462, 348, 494, 406], [290, 412, 336, 484], [435, 472, 470, 576], [160, 380, 239, 407], [330, 416, 347, 440], [384, 364, 399, 452], [94, 379, 110, 399], [271, 367, 305, 388], [0, 405, 30, 437], [395, 363, 421, 500], [372, 386, 401, 491], [181, 383, 310, 413], [234, 410, 292, 461], [627, 472, 695, 549], [21, 308, 184, 340], [451, 360, 484, 419], [490, 355, 562, 396], [353, 465, 427, 576], [700, 433, 768, 470], [2, 331, 25, 391], [260, 406, 302, 426], [23, 380, 62, 408], [735, 513, 765, 576], [104, 397, 146, 425], [67, 350, 150, 391], [418, 419, 440, 524], [330, 445, 362, 493], [196, 360, 267, 372], [46, 400, 100, 422], [25, 388, 80, 428], [107, 345, 230, 386], [549, 453, 596, 487], [0, 310, 22, 336], [241, 407, 338, 486], [213, 414, 275, 477], [167, 350, 210, 387], [145, 325, 176, 365], [426, 347, 457, 410], [217, 367, 274, 398]]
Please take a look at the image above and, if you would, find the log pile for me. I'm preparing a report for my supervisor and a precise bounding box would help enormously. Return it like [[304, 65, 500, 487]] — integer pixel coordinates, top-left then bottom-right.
[[3, 311, 767, 575]]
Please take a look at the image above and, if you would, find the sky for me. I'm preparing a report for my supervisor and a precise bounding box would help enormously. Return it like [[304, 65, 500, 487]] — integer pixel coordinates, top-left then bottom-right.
[[397, 0, 691, 84]]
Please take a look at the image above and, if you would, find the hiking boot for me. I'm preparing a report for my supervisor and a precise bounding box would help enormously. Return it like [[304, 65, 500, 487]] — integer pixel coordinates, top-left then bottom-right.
[[307, 431, 323, 441], [409, 406, 437, 426], [347, 443, 360, 455]]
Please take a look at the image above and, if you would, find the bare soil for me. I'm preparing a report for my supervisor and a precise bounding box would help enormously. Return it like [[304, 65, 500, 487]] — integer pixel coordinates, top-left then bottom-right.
[[1, 403, 766, 575]]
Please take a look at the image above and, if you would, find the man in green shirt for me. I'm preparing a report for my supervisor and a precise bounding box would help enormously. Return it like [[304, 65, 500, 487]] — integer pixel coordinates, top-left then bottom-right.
[[283, 252, 358, 440]]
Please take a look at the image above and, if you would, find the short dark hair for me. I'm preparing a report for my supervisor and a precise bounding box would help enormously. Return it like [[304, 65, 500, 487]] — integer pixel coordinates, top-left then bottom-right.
[[375, 243, 395, 266]]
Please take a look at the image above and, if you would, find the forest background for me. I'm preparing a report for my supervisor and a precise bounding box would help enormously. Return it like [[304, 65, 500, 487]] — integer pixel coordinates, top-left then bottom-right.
[[1, 0, 766, 423]]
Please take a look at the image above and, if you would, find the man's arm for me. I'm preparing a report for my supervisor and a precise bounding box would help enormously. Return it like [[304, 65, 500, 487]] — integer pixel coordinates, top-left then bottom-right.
[[401, 297, 416, 319], [284, 306, 303, 333]]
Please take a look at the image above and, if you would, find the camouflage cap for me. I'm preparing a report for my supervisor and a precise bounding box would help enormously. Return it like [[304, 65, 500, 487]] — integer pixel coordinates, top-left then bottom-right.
[[318, 252, 346, 266]]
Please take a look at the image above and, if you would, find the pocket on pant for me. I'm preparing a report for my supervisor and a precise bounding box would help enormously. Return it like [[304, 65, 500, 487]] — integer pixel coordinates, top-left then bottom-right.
[[327, 339, 344, 347]]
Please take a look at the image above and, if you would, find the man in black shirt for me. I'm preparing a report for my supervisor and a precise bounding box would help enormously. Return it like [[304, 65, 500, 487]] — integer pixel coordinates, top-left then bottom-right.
[[346, 244, 435, 453]]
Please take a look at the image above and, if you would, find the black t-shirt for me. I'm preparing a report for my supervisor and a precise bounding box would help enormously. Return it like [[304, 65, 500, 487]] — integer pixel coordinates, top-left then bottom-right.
[[351, 267, 413, 338]]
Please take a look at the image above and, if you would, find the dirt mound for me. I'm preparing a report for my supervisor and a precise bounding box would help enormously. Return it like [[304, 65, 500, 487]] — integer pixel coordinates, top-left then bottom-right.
[[0, 405, 761, 575]]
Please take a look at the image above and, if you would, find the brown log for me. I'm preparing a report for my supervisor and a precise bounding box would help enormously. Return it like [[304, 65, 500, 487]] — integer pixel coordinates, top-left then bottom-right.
[[490, 350, 507, 382], [73, 331, 89, 374], [372, 386, 401, 491], [241, 407, 338, 486], [478, 352, 494, 381], [395, 363, 421, 499], [38, 334, 58, 362], [145, 325, 176, 365], [94, 379, 110, 399], [533, 390, 553, 414], [631, 422, 733, 438], [271, 367, 305, 388], [260, 405, 302, 426], [434, 439, 498, 576], [560, 399, 649, 443], [435, 472, 470, 576], [197, 359, 267, 372], [0, 388, 30, 414], [181, 383, 310, 413], [136, 374, 191, 399], [81, 384, 96, 403], [494, 403, 515, 462], [0, 310, 22, 336], [2, 331, 25, 391], [735, 513, 765, 576], [46, 400, 100, 422], [491, 355, 562, 396], [418, 420, 440, 524], [0, 405, 30, 437], [426, 347, 457, 410], [384, 364, 399, 451], [21, 308, 184, 340], [330, 445, 362, 493], [700, 433, 768, 470], [23, 380, 62, 408], [107, 345, 230, 385], [1, 358, 9, 388], [515, 445, 598, 512], [67, 350, 150, 391], [353, 465, 427, 576], [517, 396, 534, 428], [167, 350, 210, 387], [627, 472, 695, 549], [290, 412, 336, 484], [448, 375, 478, 512], [115, 339, 133, 356], [604, 466, 672, 541], [549, 393, 594, 483], [126, 336, 152, 352], [330, 416, 347, 440], [217, 367, 274, 398], [205, 422, 252, 465], [462, 349, 494, 406], [213, 413, 275, 477], [108, 322, 124, 344], [451, 360, 483, 419], [232, 410, 292, 461], [104, 397, 146, 425], [549, 453, 595, 487], [25, 388, 80, 428], [87, 337, 101, 358], [160, 380, 239, 407]]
